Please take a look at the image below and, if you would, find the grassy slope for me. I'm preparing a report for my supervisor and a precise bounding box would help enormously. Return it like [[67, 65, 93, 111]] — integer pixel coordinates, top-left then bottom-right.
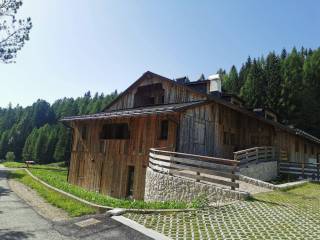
[[4, 162, 193, 209], [253, 182, 320, 209], [9, 170, 96, 216]]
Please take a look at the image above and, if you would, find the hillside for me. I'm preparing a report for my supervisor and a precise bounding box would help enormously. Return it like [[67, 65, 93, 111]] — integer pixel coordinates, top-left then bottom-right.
[[0, 91, 118, 163]]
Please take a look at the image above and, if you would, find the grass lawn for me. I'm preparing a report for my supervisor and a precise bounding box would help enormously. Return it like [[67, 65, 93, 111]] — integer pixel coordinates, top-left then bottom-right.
[[9, 170, 96, 217], [125, 183, 320, 239], [4, 162, 194, 210]]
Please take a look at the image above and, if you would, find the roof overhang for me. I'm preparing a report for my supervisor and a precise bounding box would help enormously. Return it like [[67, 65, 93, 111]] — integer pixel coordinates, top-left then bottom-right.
[[60, 101, 209, 122]]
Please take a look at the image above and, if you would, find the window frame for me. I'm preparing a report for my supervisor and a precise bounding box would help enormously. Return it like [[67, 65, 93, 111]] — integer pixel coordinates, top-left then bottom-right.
[[100, 123, 130, 140]]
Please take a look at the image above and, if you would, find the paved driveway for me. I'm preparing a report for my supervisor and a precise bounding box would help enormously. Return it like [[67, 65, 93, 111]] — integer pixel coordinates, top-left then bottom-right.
[[0, 167, 152, 240]]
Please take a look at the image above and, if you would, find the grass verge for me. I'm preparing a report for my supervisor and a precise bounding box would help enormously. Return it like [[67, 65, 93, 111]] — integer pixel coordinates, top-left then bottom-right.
[[5, 162, 194, 209], [253, 182, 320, 209], [9, 170, 96, 217]]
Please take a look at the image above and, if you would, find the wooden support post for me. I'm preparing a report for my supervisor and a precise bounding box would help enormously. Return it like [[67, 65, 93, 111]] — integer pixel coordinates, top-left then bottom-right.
[[318, 153, 320, 181], [302, 161, 305, 179], [196, 172, 200, 182], [231, 169, 235, 190]]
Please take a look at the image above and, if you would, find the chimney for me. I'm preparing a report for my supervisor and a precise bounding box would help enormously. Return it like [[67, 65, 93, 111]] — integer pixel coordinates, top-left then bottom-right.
[[208, 74, 222, 93]]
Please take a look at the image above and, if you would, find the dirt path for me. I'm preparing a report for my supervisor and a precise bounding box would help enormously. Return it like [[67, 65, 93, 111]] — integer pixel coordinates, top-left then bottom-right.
[[8, 178, 70, 222], [0, 165, 74, 240]]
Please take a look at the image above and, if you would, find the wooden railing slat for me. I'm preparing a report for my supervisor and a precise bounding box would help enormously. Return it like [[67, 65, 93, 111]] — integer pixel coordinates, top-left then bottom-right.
[[149, 148, 240, 190]]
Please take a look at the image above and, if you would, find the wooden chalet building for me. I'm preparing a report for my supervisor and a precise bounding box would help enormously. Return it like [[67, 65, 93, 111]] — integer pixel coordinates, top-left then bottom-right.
[[61, 71, 320, 200]]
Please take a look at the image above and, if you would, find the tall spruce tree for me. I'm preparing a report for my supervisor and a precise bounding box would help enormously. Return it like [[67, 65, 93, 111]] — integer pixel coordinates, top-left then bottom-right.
[[240, 59, 266, 108], [265, 52, 282, 113]]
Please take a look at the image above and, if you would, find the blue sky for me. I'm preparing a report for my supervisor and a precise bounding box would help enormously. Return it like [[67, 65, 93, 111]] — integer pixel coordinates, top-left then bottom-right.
[[0, 0, 319, 107]]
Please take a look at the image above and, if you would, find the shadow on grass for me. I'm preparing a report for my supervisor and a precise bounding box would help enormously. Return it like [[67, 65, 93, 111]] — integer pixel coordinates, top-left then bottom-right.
[[245, 195, 286, 206]]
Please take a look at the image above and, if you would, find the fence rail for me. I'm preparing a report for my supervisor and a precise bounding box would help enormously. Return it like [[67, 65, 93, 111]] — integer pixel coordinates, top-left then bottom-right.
[[149, 148, 239, 190], [279, 161, 320, 180], [234, 146, 277, 166]]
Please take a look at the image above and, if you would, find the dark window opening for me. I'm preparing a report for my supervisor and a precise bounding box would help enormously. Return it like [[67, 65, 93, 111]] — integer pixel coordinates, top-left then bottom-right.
[[126, 166, 135, 199], [311, 146, 315, 155], [100, 123, 130, 139], [159, 120, 169, 140], [81, 125, 87, 140], [133, 83, 165, 107]]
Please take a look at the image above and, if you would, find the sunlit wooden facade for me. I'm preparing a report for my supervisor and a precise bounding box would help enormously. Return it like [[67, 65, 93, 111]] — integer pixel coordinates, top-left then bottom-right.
[[62, 71, 320, 199]]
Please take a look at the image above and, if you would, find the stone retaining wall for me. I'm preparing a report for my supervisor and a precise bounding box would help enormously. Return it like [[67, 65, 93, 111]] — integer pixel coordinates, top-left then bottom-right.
[[144, 167, 249, 203], [240, 161, 278, 181]]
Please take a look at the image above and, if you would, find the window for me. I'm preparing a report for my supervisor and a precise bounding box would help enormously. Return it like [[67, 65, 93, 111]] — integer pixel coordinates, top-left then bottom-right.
[[159, 120, 169, 140], [133, 83, 165, 107], [126, 166, 135, 199], [81, 125, 87, 140], [100, 123, 130, 139], [311, 146, 315, 155]]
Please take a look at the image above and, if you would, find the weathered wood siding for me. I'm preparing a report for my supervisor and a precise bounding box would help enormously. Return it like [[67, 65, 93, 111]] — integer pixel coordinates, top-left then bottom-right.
[[68, 114, 178, 200], [178, 102, 319, 162], [274, 131, 320, 163], [178, 104, 215, 156], [106, 76, 207, 111]]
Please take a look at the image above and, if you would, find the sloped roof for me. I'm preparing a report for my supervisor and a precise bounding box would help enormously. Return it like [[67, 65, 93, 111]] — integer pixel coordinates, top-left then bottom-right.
[[61, 100, 208, 122], [102, 71, 208, 111]]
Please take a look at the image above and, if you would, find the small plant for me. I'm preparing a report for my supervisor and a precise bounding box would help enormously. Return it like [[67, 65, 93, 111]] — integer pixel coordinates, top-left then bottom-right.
[[5, 152, 16, 162], [191, 194, 209, 208]]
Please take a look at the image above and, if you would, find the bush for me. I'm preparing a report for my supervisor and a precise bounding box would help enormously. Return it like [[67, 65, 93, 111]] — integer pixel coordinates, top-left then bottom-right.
[[5, 152, 15, 162]]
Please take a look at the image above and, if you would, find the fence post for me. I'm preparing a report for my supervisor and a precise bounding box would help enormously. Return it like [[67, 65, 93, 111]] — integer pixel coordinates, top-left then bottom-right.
[[317, 163, 319, 181], [302, 161, 305, 179], [196, 172, 200, 182], [231, 168, 235, 191]]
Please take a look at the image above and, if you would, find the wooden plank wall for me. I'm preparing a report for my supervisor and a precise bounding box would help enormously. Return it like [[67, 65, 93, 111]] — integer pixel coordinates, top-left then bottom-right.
[[68, 114, 178, 200], [107, 76, 207, 111], [178, 104, 215, 156], [177, 101, 319, 162]]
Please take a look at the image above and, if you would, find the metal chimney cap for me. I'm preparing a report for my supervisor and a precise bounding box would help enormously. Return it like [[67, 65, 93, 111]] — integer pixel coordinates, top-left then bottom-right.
[[208, 74, 220, 80]]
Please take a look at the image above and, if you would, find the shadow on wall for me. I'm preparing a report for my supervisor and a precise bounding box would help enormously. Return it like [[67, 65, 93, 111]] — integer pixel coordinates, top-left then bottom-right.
[[0, 230, 34, 240]]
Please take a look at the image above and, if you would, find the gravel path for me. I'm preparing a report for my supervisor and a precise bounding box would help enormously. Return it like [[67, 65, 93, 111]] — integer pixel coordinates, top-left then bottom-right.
[[8, 178, 70, 222], [0, 165, 153, 240], [0, 165, 74, 240]]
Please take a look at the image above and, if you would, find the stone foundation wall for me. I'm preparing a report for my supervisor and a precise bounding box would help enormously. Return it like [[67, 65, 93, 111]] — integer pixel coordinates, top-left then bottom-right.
[[239, 161, 278, 182], [144, 167, 249, 203]]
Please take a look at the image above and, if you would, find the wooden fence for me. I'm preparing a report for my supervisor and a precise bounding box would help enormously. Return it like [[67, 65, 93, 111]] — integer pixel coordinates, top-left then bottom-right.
[[149, 148, 239, 190], [234, 146, 277, 166], [279, 161, 320, 180]]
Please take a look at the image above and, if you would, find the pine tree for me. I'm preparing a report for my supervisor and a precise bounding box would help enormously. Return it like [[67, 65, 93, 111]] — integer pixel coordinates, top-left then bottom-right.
[[279, 47, 304, 123], [240, 59, 266, 108], [265, 52, 282, 112], [224, 65, 240, 94]]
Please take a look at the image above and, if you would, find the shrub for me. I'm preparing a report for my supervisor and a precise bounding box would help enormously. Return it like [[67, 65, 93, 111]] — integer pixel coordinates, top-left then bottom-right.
[[5, 152, 16, 162]]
